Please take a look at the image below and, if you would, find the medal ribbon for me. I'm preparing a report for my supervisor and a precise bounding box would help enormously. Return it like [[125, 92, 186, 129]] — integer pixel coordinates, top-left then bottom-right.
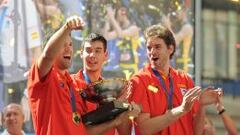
[[152, 68, 174, 110], [65, 73, 81, 124]]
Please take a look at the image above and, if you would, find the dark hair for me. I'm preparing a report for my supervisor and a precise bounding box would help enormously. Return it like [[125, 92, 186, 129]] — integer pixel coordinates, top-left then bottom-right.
[[81, 33, 107, 52], [144, 24, 176, 59]]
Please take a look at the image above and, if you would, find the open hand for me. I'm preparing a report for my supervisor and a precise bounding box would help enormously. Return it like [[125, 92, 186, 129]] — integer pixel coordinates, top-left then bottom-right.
[[180, 86, 201, 113], [199, 87, 222, 106]]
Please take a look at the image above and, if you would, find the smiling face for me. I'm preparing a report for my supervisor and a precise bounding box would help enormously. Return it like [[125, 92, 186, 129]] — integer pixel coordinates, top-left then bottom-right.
[[144, 24, 176, 70], [3, 104, 24, 133], [81, 40, 108, 73], [146, 36, 173, 70], [55, 36, 73, 70]]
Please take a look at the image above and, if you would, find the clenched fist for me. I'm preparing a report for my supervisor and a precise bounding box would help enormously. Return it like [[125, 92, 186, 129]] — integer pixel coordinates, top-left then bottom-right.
[[65, 16, 85, 30]]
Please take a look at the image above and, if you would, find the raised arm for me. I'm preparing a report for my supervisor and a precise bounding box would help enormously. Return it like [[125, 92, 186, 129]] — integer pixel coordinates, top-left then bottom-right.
[[216, 96, 238, 135], [106, 6, 140, 39], [34, 0, 62, 20], [37, 16, 84, 79], [193, 88, 223, 135]]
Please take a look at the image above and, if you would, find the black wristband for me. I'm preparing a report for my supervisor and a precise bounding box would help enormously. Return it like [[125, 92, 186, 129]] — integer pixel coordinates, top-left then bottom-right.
[[218, 109, 226, 115]]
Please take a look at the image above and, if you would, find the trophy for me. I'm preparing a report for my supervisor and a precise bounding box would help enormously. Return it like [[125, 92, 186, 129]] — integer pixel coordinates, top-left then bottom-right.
[[80, 78, 131, 125]]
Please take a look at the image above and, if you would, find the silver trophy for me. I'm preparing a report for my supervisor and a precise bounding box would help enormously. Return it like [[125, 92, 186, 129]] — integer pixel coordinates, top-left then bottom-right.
[[80, 78, 131, 125]]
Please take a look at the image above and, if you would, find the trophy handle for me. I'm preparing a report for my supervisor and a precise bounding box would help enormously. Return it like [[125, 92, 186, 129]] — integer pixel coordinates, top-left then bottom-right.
[[117, 81, 132, 101]]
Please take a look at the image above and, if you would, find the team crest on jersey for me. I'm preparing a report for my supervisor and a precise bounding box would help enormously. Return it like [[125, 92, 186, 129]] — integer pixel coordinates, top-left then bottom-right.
[[59, 82, 64, 88], [148, 85, 158, 93], [180, 88, 187, 96]]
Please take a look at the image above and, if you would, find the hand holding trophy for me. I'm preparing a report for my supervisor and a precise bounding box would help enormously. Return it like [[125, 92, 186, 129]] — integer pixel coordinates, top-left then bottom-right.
[[80, 78, 140, 125]]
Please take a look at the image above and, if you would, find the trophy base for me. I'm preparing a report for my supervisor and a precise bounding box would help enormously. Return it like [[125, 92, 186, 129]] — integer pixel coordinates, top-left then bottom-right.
[[82, 100, 129, 125]]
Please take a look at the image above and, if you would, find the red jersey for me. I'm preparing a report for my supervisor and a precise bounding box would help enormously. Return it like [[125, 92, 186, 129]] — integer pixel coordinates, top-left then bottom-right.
[[129, 64, 199, 135], [28, 63, 88, 135], [71, 69, 116, 135]]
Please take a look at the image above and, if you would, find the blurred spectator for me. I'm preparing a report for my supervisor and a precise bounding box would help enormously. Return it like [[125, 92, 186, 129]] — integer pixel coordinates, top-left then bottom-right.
[[203, 117, 216, 135], [102, 5, 142, 78], [20, 71, 30, 123], [0, 81, 3, 126], [215, 96, 238, 135], [1, 103, 25, 135], [34, 0, 62, 25], [203, 95, 238, 135], [34, 0, 64, 41], [162, 7, 193, 72], [58, 0, 84, 19], [58, 0, 85, 39], [0, 0, 42, 83], [20, 89, 30, 123]]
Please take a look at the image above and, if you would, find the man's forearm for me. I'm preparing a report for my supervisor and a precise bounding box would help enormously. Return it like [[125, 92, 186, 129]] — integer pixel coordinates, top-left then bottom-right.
[[116, 118, 132, 135], [37, 23, 71, 79], [139, 106, 187, 135], [42, 23, 71, 60], [193, 105, 206, 135], [220, 112, 238, 135]]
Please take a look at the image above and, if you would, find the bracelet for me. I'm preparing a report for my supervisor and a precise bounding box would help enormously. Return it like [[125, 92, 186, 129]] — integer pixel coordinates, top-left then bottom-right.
[[218, 108, 226, 115]]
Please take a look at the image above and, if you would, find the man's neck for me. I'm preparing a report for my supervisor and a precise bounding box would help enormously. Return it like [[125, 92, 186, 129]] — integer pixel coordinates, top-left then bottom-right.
[[58, 69, 67, 75], [7, 129, 23, 135], [54, 64, 68, 75], [84, 69, 101, 82], [152, 64, 170, 77]]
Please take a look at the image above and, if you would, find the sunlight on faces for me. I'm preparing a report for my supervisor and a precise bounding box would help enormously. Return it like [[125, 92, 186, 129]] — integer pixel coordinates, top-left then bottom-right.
[[146, 36, 174, 70], [81, 41, 108, 72], [55, 36, 73, 70]]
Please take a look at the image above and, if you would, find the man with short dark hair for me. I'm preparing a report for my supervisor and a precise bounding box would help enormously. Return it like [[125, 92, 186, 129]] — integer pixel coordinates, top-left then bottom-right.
[[72, 32, 140, 135]]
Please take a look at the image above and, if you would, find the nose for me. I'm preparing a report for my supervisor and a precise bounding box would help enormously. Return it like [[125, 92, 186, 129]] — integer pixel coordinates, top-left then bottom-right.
[[8, 114, 16, 120], [89, 52, 96, 58], [148, 47, 155, 54], [64, 43, 73, 52], [89, 51, 97, 58]]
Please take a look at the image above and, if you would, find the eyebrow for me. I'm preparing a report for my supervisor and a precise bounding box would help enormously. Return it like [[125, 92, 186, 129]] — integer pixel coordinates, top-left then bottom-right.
[[95, 47, 103, 50], [147, 43, 162, 46]]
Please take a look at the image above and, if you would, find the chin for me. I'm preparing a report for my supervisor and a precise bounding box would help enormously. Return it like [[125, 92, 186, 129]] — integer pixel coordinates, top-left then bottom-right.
[[86, 66, 98, 72], [62, 63, 71, 69], [150, 61, 157, 67]]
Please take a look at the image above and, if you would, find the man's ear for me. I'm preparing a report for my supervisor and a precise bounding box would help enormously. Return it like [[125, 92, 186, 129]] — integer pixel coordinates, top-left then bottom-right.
[[168, 45, 174, 55], [80, 50, 83, 59], [104, 51, 109, 61], [1, 112, 5, 126], [22, 115, 25, 123]]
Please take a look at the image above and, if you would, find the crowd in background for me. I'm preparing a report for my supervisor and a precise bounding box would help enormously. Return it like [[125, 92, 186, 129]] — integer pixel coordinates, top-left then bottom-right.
[[1, 0, 237, 134]]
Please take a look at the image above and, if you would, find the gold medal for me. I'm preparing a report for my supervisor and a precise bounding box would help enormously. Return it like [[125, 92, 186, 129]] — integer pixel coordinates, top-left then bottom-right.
[[72, 112, 81, 125]]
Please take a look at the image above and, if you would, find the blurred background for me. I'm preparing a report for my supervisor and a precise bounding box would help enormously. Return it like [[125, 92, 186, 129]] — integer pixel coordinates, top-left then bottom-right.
[[0, 0, 239, 134]]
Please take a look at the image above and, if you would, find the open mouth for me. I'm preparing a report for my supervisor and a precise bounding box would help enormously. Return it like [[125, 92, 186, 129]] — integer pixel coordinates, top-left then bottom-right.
[[88, 61, 97, 65], [63, 56, 71, 60], [151, 57, 159, 61]]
